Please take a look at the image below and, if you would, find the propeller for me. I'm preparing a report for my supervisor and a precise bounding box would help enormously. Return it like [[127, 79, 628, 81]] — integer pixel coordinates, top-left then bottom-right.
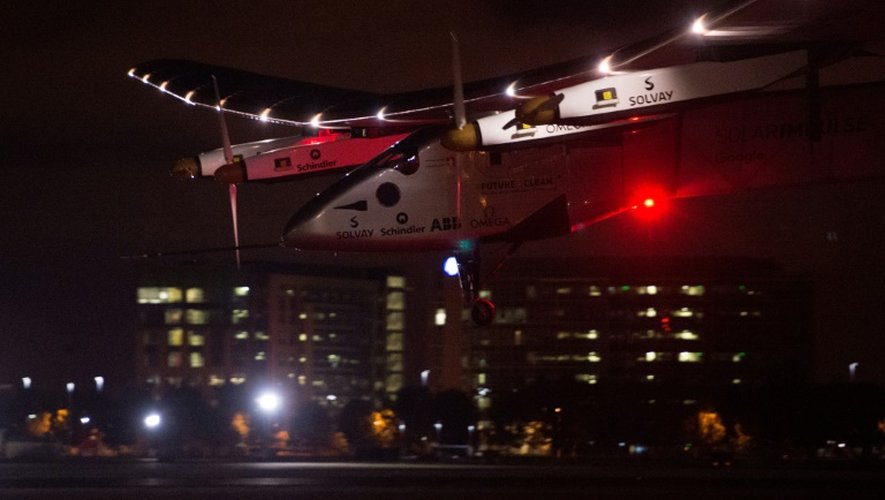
[[441, 32, 482, 151], [451, 32, 467, 130], [211, 75, 241, 269]]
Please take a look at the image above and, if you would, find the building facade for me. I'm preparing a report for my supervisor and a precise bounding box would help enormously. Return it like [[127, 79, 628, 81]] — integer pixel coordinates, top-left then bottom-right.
[[423, 257, 813, 427], [135, 263, 406, 410]]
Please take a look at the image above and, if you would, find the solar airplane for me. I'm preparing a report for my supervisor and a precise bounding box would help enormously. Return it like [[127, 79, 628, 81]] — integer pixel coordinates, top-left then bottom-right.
[[129, 0, 885, 324]]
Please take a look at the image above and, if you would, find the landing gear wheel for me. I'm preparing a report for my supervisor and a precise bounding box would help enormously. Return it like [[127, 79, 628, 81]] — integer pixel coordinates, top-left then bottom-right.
[[471, 298, 496, 327]]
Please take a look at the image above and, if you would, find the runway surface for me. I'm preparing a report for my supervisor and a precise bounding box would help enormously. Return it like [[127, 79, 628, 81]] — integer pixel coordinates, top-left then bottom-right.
[[1, 460, 884, 499]]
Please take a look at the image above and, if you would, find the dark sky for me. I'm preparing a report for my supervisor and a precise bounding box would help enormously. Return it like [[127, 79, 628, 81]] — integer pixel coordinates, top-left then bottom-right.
[[3, 1, 885, 390]]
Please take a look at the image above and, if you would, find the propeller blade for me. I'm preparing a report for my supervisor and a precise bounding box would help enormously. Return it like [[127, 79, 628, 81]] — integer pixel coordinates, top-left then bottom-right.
[[211, 75, 235, 164], [212, 74, 241, 269], [229, 183, 241, 269], [450, 32, 466, 130]]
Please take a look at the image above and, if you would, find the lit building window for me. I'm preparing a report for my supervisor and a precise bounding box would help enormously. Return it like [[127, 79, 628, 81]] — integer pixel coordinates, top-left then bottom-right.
[[556, 332, 571, 339], [479, 289, 492, 299], [678, 352, 703, 363], [387, 332, 403, 350], [673, 308, 695, 318], [387, 353, 403, 371], [674, 330, 699, 340], [434, 308, 447, 326], [645, 351, 657, 362], [209, 374, 224, 386], [556, 287, 572, 295], [638, 285, 658, 295], [588, 286, 602, 297], [187, 331, 205, 346], [386, 374, 403, 393], [232, 309, 249, 324], [576, 330, 599, 340], [477, 373, 487, 384], [185, 309, 208, 325], [137, 287, 182, 304], [638, 307, 657, 318], [386, 291, 405, 310], [297, 375, 307, 385], [254, 351, 266, 361], [732, 378, 742, 384], [575, 373, 598, 384], [386, 276, 405, 289], [645, 374, 655, 381], [327, 354, 342, 368], [514, 330, 523, 346], [230, 376, 246, 385], [234, 331, 249, 340], [167, 351, 183, 367], [189, 352, 204, 368], [298, 333, 307, 342], [587, 352, 601, 363], [255, 331, 269, 341], [681, 285, 705, 296], [164, 309, 183, 324], [185, 288, 205, 303], [233, 286, 250, 297], [167, 328, 184, 346], [387, 311, 404, 330], [732, 352, 747, 362]]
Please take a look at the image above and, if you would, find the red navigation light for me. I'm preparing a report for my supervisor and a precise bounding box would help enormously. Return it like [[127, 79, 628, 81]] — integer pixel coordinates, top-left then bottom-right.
[[629, 186, 669, 221]]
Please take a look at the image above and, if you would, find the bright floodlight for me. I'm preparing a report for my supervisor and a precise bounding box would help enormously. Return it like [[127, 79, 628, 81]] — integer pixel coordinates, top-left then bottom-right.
[[144, 413, 161, 429], [443, 257, 459, 277], [256, 391, 281, 413]]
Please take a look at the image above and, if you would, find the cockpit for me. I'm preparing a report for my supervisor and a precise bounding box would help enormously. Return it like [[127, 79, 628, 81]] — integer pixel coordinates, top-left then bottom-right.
[[359, 125, 444, 175]]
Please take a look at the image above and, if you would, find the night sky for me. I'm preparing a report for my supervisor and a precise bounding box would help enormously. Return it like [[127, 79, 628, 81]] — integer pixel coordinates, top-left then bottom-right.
[[3, 1, 885, 391]]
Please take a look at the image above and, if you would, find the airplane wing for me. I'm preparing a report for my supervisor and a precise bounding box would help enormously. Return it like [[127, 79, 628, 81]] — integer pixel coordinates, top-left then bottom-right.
[[127, 55, 614, 131], [129, 0, 885, 138]]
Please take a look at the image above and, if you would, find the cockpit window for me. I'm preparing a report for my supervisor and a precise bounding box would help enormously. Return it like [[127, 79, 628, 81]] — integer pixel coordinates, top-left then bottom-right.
[[362, 126, 443, 175]]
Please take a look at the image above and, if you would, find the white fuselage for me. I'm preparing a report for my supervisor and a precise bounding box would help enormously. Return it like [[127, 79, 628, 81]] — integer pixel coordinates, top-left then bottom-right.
[[283, 128, 574, 251]]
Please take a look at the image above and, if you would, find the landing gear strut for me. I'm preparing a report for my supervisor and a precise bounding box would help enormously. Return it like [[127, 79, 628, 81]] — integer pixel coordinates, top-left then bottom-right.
[[455, 245, 496, 327]]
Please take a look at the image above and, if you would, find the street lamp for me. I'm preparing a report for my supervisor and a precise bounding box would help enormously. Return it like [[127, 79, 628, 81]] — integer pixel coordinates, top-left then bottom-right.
[[434, 421, 443, 443], [256, 391, 281, 413], [144, 413, 161, 429]]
